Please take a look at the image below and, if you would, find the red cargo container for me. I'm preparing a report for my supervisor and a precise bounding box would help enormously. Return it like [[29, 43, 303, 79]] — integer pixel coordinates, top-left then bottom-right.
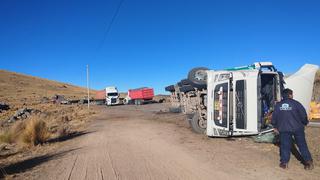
[[128, 87, 154, 100], [95, 90, 106, 100]]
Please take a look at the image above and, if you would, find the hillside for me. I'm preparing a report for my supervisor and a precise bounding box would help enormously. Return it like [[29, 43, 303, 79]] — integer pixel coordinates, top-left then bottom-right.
[[0, 70, 98, 130], [0, 70, 96, 106]]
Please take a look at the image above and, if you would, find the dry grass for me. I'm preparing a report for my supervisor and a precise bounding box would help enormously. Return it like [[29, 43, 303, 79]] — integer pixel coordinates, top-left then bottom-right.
[[0, 131, 13, 144], [21, 118, 50, 146], [0, 117, 50, 145], [0, 121, 25, 144], [0, 118, 51, 146]]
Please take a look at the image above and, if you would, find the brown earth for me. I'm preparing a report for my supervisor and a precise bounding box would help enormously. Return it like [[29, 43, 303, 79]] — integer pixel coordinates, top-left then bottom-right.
[[0, 70, 96, 105], [0, 70, 100, 173], [0, 70, 97, 122], [1, 103, 319, 180]]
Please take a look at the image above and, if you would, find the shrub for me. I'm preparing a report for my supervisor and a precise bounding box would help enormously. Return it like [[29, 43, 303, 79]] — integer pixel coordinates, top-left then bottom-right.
[[21, 118, 50, 146]]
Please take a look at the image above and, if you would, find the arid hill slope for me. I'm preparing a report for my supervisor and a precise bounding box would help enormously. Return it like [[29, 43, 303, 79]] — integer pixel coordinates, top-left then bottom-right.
[[0, 70, 96, 106]]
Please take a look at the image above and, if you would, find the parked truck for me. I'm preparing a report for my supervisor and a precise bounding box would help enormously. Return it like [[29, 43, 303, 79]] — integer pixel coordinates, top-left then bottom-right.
[[165, 62, 319, 137], [95, 86, 120, 106], [123, 87, 154, 105]]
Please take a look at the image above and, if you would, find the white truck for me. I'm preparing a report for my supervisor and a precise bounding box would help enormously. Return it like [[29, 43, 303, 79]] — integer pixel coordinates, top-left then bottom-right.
[[95, 86, 120, 106], [105, 86, 120, 106], [166, 62, 319, 137]]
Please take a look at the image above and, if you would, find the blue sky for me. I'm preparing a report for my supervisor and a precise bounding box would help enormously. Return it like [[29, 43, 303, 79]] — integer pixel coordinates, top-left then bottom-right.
[[0, 0, 319, 94]]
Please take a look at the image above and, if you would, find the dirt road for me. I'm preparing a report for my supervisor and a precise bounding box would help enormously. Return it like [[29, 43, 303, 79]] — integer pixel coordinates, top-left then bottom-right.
[[11, 104, 319, 180]]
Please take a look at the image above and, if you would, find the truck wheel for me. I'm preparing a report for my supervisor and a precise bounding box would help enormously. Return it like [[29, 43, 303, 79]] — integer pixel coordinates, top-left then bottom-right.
[[179, 85, 195, 93], [180, 79, 191, 85], [187, 67, 209, 89], [123, 99, 128, 105], [165, 85, 175, 92], [135, 99, 142, 105], [187, 112, 206, 134]]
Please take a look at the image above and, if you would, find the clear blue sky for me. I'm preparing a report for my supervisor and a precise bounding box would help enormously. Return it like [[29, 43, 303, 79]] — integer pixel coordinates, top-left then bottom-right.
[[0, 0, 319, 94]]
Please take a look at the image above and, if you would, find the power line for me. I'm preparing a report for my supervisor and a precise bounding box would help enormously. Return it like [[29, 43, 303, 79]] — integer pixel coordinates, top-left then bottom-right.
[[97, 0, 125, 50]]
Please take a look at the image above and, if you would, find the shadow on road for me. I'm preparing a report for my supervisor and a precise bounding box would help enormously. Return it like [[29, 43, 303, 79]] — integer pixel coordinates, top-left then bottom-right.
[[0, 148, 80, 178], [47, 131, 94, 143]]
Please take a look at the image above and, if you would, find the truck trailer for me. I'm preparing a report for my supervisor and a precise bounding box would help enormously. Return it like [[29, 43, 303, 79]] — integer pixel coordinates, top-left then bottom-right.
[[124, 87, 154, 105]]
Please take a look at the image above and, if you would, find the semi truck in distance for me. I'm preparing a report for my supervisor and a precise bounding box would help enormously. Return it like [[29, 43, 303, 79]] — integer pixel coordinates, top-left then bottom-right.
[[123, 87, 154, 105], [165, 62, 319, 137], [95, 86, 120, 106]]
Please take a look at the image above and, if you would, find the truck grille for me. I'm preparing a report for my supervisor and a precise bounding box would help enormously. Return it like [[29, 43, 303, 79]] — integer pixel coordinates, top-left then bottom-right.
[[111, 98, 117, 103]]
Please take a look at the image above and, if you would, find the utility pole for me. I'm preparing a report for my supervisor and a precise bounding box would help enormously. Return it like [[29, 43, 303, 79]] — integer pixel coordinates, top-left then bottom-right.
[[87, 65, 90, 110]]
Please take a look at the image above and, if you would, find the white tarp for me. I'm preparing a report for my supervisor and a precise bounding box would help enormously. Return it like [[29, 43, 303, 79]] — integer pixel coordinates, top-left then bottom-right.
[[284, 64, 319, 113]]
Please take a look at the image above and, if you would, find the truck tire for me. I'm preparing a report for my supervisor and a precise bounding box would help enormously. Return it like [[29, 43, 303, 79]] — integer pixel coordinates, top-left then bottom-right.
[[180, 79, 191, 85], [187, 67, 209, 89], [179, 85, 194, 93], [165, 85, 175, 92], [187, 112, 206, 134], [123, 99, 128, 105], [135, 99, 143, 105]]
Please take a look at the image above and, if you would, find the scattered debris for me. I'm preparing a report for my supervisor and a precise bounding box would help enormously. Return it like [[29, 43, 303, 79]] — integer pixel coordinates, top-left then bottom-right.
[[0, 102, 10, 112], [51, 95, 69, 104], [0, 143, 18, 158], [7, 108, 40, 123], [40, 97, 50, 104], [252, 132, 277, 143]]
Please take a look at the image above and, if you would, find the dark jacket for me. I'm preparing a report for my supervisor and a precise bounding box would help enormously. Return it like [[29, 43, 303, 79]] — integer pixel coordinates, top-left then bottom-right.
[[272, 98, 308, 132]]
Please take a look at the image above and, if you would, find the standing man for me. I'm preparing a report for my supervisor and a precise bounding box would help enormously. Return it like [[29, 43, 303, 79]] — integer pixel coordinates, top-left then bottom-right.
[[272, 88, 313, 170]]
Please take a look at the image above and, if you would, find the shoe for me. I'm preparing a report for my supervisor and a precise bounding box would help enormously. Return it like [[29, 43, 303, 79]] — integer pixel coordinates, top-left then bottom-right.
[[304, 160, 314, 170], [279, 162, 288, 169]]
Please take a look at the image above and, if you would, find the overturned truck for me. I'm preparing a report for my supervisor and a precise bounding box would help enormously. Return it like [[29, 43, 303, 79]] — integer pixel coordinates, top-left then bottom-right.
[[165, 62, 318, 137]]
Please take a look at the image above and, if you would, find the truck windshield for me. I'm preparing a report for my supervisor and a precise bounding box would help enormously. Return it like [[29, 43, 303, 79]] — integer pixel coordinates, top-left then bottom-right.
[[107, 93, 118, 96]]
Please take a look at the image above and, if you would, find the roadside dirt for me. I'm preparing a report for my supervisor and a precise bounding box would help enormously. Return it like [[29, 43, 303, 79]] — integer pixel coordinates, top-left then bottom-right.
[[0, 70, 102, 177], [2, 103, 318, 180]]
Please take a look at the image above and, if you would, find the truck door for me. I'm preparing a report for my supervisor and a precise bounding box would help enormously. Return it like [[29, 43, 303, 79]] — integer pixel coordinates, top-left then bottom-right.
[[207, 71, 231, 137]]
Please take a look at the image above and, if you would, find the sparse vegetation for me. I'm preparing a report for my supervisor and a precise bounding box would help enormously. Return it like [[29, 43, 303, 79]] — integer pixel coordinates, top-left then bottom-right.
[[21, 118, 50, 146], [0, 121, 25, 144], [0, 131, 13, 144], [0, 118, 50, 146]]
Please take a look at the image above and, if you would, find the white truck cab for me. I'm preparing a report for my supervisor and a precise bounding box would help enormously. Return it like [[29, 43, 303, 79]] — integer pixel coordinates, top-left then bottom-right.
[[206, 63, 282, 137], [105, 86, 119, 106]]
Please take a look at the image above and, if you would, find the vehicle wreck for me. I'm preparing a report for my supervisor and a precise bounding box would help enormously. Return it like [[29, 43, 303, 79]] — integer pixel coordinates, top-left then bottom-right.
[[165, 62, 319, 137]]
